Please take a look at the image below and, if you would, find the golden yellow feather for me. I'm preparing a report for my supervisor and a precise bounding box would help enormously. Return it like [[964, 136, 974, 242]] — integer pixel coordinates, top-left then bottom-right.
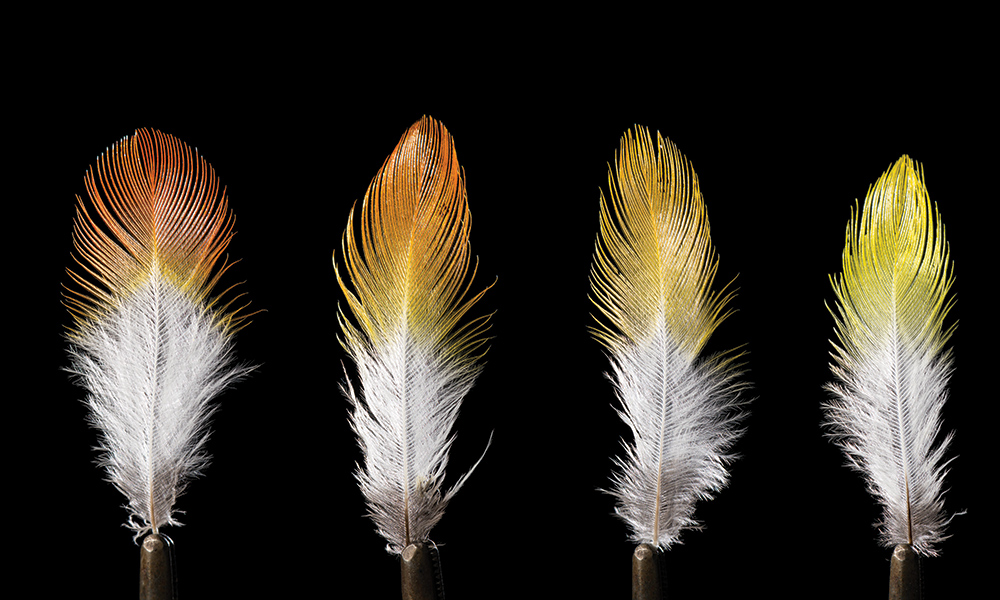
[[590, 127, 746, 548]]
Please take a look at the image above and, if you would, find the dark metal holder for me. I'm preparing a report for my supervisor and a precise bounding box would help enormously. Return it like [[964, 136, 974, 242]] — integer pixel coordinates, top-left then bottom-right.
[[632, 542, 666, 600], [139, 532, 177, 600], [889, 543, 922, 600], [401, 541, 445, 600]]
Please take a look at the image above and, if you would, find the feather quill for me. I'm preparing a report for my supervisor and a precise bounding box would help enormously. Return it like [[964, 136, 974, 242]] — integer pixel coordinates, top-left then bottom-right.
[[590, 127, 746, 549], [65, 128, 251, 538], [335, 116, 491, 554], [825, 156, 956, 557]]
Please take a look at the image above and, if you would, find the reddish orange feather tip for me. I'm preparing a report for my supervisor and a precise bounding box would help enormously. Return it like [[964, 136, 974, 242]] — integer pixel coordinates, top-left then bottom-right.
[[65, 128, 243, 332]]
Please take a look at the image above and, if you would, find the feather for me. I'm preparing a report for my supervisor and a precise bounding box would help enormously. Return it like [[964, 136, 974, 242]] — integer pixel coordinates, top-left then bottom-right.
[[65, 128, 251, 538], [335, 116, 492, 554], [825, 156, 956, 557], [589, 126, 747, 549]]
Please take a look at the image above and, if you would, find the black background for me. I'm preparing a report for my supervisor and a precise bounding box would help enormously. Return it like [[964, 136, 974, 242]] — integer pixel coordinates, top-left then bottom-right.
[[12, 32, 990, 599]]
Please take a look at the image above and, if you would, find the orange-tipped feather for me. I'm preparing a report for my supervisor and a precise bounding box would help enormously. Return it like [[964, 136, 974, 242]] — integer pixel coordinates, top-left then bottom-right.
[[336, 116, 492, 553], [65, 128, 252, 537], [66, 128, 244, 334]]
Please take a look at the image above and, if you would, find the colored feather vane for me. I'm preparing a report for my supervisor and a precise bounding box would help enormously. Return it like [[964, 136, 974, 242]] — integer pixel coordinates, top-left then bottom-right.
[[825, 156, 956, 557], [335, 116, 492, 554], [590, 127, 746, 549], [65, 128, 251, 538]]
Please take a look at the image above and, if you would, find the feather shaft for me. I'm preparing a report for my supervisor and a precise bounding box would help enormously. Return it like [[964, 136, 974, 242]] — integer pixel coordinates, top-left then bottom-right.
[[825, 156, 956, 557], [336, 116, 492, 554], [65, 128, 251, 537], [590, 127, 746, 549]]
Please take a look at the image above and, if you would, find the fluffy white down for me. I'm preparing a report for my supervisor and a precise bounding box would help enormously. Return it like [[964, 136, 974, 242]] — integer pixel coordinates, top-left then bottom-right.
[[344, 326, 483, 554], [68, 274, 248, 537], [607, 321, 744, 549]]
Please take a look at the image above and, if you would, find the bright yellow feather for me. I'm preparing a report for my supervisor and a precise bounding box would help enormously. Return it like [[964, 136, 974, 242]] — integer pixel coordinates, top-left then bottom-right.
[[831, 156, 955, 362], [826, 155, 957, 556]]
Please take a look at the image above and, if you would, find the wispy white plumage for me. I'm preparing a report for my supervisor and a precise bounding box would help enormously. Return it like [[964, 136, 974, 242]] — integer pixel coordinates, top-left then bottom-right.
[[590, 127, 747, 549], [825, 156, 956, 557], [65, 128, 251, 538], [335, 116, 491, 554]]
